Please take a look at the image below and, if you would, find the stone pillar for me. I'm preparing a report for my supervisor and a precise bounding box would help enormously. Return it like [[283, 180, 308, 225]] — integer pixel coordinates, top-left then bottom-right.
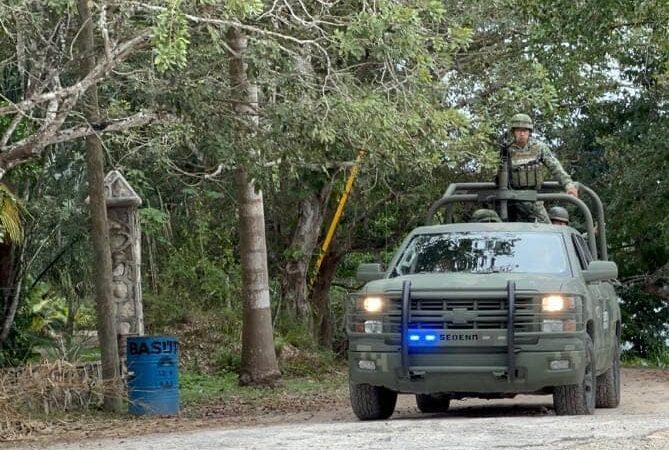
[[103, 171, 144, 359]]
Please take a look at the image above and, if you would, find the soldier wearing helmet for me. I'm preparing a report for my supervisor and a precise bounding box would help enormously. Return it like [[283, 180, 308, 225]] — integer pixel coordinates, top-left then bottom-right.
[[547, 206, 569, 225], [507, 113, 578, 223], [471, 208, 502, 223]]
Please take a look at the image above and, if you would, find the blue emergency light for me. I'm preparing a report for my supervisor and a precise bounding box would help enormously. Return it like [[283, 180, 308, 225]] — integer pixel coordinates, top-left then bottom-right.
[[407, 330, 439, 345]]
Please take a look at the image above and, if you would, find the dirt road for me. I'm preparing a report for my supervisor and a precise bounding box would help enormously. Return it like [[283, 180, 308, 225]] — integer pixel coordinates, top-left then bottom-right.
[[7, 368, 669, 449]]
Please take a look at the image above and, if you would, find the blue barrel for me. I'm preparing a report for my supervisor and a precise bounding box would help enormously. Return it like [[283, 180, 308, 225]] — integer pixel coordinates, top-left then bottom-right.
[[127, 336, 179, 415]]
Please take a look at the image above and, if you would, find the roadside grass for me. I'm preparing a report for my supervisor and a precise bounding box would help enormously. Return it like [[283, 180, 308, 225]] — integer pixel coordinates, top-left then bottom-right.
[[2, 364, 349, 441], [2, 305, 352, 440], [154, 306, 351, 413], [180, 368, 348, 406], [622, 352, 669, 369]]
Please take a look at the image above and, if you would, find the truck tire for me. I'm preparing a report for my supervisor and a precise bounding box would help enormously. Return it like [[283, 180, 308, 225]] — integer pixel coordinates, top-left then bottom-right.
[[553, 334, 596, 415], [596, 335, 621, 408], [349, 381, 397, 420], [415, 394, 451, 413]]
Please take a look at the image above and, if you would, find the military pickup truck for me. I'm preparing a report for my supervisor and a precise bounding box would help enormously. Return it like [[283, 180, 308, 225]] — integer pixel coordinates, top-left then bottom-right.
[[347, 181, 621, 419]]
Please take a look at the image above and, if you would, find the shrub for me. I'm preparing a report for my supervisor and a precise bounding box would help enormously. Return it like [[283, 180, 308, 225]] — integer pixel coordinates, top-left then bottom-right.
[[619, 285, 669, 358]]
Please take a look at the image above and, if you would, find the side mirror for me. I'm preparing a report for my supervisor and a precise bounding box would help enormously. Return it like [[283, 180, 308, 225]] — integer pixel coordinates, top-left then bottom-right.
[[583, 260, 618, 282], [356, 263, 385, 283]]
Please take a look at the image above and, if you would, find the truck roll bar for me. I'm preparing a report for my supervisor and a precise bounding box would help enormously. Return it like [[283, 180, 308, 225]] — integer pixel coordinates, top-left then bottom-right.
[[425, 182, 608, 260]]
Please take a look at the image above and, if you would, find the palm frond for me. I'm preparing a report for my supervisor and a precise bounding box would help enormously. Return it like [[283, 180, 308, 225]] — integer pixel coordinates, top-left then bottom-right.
[[0, 184, 23, 244]]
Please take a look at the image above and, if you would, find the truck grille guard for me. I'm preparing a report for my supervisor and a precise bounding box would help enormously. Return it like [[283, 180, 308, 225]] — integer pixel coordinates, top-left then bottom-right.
[[400, 279, 518, 382], [506, 280, 516, 382], [401, 280, 411, 379]]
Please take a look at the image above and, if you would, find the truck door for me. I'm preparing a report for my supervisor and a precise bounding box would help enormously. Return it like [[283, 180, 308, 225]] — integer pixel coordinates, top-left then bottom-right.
[[571, 234, 609, 368]]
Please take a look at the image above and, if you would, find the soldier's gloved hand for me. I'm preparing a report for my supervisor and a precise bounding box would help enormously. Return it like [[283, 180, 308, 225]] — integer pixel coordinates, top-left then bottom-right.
[[567, 186, 578, 197]]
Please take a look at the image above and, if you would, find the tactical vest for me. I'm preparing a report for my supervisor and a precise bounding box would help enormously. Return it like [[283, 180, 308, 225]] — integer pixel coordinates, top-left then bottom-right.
[[509, 145, 545, 189]]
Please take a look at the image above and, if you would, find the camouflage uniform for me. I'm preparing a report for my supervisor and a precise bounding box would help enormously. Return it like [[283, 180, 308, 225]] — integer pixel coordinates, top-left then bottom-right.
[[508, 136, 575, 223]]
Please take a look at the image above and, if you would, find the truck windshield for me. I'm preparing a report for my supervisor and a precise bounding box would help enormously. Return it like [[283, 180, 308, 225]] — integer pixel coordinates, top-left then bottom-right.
[[392, 232, 569, 276]]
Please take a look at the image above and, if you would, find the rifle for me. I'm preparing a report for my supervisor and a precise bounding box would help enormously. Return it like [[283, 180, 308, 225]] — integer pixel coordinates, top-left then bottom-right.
[[497, 132, 512, 220]]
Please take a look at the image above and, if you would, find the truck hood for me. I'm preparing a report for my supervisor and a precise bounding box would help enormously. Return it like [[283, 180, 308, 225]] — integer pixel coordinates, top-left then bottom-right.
[[364, 272, 579, 295]]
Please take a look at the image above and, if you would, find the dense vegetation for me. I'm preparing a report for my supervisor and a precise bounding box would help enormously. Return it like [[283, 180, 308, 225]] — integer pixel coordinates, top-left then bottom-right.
[[0, 0, 667, 381]]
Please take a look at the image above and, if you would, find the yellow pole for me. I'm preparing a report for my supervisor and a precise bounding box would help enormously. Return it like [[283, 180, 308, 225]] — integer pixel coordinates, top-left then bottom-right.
[[311, 150, 364, 285]]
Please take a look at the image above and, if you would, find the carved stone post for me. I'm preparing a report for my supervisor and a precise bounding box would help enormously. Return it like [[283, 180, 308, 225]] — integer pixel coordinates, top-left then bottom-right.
[[103, 171, 144, 371]]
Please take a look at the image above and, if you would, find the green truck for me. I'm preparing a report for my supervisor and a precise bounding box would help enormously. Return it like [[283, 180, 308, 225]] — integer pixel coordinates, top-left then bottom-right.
[[347, 181, 621, 419]]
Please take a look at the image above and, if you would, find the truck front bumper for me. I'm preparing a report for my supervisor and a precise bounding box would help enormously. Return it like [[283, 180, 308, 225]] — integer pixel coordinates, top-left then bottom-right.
[[349, 347, 586, 394]]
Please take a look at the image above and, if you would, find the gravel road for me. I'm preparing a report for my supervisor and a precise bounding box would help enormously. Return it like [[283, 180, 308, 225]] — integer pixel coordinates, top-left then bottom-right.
[[8, 368, 669, 450]]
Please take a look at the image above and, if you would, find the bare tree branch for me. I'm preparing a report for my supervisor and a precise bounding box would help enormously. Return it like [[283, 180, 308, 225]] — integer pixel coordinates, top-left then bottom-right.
[[0, 114, 24, 148], [0, 95, 76, 173], [172, 159, 357, 181], [0, 111, 164, 174], [0, 31, 151, 116], [48, 111, 164, 146], [99, 5, 113, 64], [0, 28, 154, 180]]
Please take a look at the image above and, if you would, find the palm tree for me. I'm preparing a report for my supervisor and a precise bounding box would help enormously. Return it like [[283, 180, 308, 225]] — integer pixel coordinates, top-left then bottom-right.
[[0, 183, 22, 348], [0, 184, 22, 244]]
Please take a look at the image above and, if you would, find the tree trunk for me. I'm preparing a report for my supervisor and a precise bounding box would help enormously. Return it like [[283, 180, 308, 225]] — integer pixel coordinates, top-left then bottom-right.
[[235, 169, 281, 386], [77, 0, 122, 412], [281, 183, 332, 320], [227, 26, 281, 386], [0, 241, 19, 347], [310, 250, 344, 350]]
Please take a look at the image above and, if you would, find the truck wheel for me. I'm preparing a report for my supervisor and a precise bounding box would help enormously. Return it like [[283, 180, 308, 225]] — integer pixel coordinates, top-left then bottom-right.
[[553, 334, 596, 415], [415, 394, 451, 413], [349, 381, 397, 420], [596, 335, 621, 408]]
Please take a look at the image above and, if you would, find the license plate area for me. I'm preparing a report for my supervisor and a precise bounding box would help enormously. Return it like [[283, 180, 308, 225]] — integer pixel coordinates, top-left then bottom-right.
[[406, 329, 508, 347]]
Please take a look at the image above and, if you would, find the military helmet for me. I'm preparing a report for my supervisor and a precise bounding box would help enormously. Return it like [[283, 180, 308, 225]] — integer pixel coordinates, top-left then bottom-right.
[[548, 206, 569, 224], [471, 208, 502, 223], [510, 113, 533, 130]]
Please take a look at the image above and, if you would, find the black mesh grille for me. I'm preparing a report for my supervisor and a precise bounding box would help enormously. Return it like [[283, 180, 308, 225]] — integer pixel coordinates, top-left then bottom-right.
[[385, 296, 538, 333]]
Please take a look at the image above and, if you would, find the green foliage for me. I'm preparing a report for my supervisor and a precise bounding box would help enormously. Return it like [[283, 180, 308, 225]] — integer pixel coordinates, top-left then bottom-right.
[[0, 101, 32, 144], [139, 207, 170, 243], [179, 371, 237, 403], [328, 286, 351, 355], [210, 311, 244, 374], [0, 184, 23, 244], [44, 0, 75, 14], [0, 277, 97, 365], [153, 0, 191, 72], [557, 96, 668, 366], [143, 291, 190, 330], [214, 347, 242, 374], [180, 368, 346, 405], [137, 187, 243, 329], [622, 352, 669, 369], [275, 317, 314, 350], [279, 350, 339, 378], [73, 304, 96, 330], [597, 99, 669, 272], [528, 1, 669, 360], [2, 0, 668, 371], [29, 294, 68, 334], [222, 0, 263, 19], [0, 312, 36, 367], [160, 235, 240, 307], [337, 252, 379, 279], [619, 286, 669, 359]]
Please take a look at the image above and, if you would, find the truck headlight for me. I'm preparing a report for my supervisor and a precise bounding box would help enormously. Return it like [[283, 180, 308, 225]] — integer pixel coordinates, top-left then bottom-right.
[[362, 296, 383, 312], [541, 295, 575, 312]]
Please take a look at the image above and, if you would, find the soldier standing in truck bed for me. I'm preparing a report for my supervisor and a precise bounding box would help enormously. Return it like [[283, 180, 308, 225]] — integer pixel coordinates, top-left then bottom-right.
[[507, 113, 578, 223]]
